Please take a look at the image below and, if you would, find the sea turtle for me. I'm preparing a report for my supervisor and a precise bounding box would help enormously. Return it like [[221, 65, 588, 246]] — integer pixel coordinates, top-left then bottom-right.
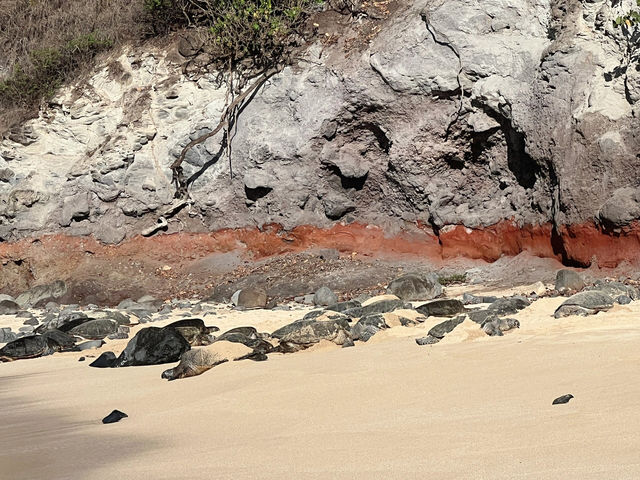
[[165, 318, 218, 346], [553, 291, 614, 318], [161, 341, 253, 380], [481, 316, 520, 336], [271, 317, 352, 348], [215, 326, 275, 353], [416, 299, 466, 317], [0, 335, 56, 361], [351, 314, 388, 342], [69, 319, 119, 340]]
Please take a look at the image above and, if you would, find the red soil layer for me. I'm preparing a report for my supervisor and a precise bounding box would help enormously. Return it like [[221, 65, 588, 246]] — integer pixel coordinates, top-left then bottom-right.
[[438, 223, 558, 260], [558, 222, 640, 268], [1, 220, 639, 291]]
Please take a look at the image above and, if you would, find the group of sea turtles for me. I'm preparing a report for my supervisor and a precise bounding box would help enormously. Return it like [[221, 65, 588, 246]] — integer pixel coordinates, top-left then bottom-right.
[[1, 273, 636, 381]]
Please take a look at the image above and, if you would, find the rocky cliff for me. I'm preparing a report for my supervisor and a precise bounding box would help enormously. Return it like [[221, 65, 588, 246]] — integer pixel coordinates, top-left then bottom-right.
[[1, 0, 639, 267]]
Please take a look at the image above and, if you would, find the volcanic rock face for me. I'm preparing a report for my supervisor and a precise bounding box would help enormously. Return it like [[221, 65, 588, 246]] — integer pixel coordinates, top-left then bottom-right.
[[0, 0, 638, 266]]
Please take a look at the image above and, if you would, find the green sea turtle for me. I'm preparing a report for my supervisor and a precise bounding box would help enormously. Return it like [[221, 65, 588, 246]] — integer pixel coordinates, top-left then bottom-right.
[[161, 341, 253, 380], [165, 318, 218, 346]]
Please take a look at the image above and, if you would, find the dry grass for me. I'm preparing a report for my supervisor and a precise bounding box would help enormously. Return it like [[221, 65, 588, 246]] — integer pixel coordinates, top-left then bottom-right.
[[0, 0, 148, 135]]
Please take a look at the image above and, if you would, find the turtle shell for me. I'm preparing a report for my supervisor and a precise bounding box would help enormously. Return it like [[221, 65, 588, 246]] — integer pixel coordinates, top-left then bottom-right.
[[69, 319, 118, 340], [0, 335, 52, 360]]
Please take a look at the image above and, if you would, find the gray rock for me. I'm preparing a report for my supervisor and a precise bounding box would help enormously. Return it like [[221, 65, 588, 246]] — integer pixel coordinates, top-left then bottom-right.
[[89, 351, 117, 368], [555, 270, 584, 292], [554, 291, 615, 318], [0, 294, 16, 303], [236, 288, 268, 309], [416, 299, 465, 317], [102, 409, 128, 424], [16, 281, 67, 308], [322, 191, 356, 220], [598, 187, 640, 228], [0, 299, 20, 315], [22, 317, 39, 326], [60, 193, 90, 227], [313, 286, 338, 306], [0, 0, 637, 273], [113, 326, 191, 367], [386, 273, 443, 301]]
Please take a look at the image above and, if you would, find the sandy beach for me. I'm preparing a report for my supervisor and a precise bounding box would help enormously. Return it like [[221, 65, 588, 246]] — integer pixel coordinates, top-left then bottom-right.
[[1, 292, 640, 480]]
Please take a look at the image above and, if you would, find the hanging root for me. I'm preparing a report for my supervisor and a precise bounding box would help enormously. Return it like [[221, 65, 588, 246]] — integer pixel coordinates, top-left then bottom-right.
[[169, 66, 281, 199]]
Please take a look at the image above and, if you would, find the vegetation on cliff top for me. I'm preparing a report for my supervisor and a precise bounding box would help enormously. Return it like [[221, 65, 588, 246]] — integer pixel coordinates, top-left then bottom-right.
[[0, 0, 321, 135]]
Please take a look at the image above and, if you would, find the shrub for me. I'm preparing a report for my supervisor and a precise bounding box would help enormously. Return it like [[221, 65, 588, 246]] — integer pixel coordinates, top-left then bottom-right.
[[0, 0, 146, 134], [145, 0, 320, 72]]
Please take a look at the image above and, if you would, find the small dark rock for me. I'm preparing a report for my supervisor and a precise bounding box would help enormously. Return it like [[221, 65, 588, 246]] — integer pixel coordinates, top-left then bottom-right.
[[22, 317, 39, 326], [89, 351, 117, 368], [102, 409, 128, 424], [552, 394, 574, 405], [78, 356, 86, 362], [114, 326, 190, 367]]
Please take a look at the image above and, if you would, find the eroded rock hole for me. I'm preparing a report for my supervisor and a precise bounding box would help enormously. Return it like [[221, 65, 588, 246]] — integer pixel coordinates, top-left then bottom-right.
[[359, 122, 392, 153], [325, 164, 368, 191], [503, 123, 538, 189], [244, 186, 272, 202]]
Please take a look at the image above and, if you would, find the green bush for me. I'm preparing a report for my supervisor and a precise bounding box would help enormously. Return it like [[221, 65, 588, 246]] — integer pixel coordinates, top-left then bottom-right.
[[146, 0, 320, 71]]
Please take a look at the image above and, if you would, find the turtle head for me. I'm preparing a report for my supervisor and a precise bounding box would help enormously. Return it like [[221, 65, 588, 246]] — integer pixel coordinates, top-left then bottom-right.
[[161, 367, 178, 381]]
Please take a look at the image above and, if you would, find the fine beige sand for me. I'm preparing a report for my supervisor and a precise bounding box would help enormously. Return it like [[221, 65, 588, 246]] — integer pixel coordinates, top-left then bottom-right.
[[2, 295, 640, 479]]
